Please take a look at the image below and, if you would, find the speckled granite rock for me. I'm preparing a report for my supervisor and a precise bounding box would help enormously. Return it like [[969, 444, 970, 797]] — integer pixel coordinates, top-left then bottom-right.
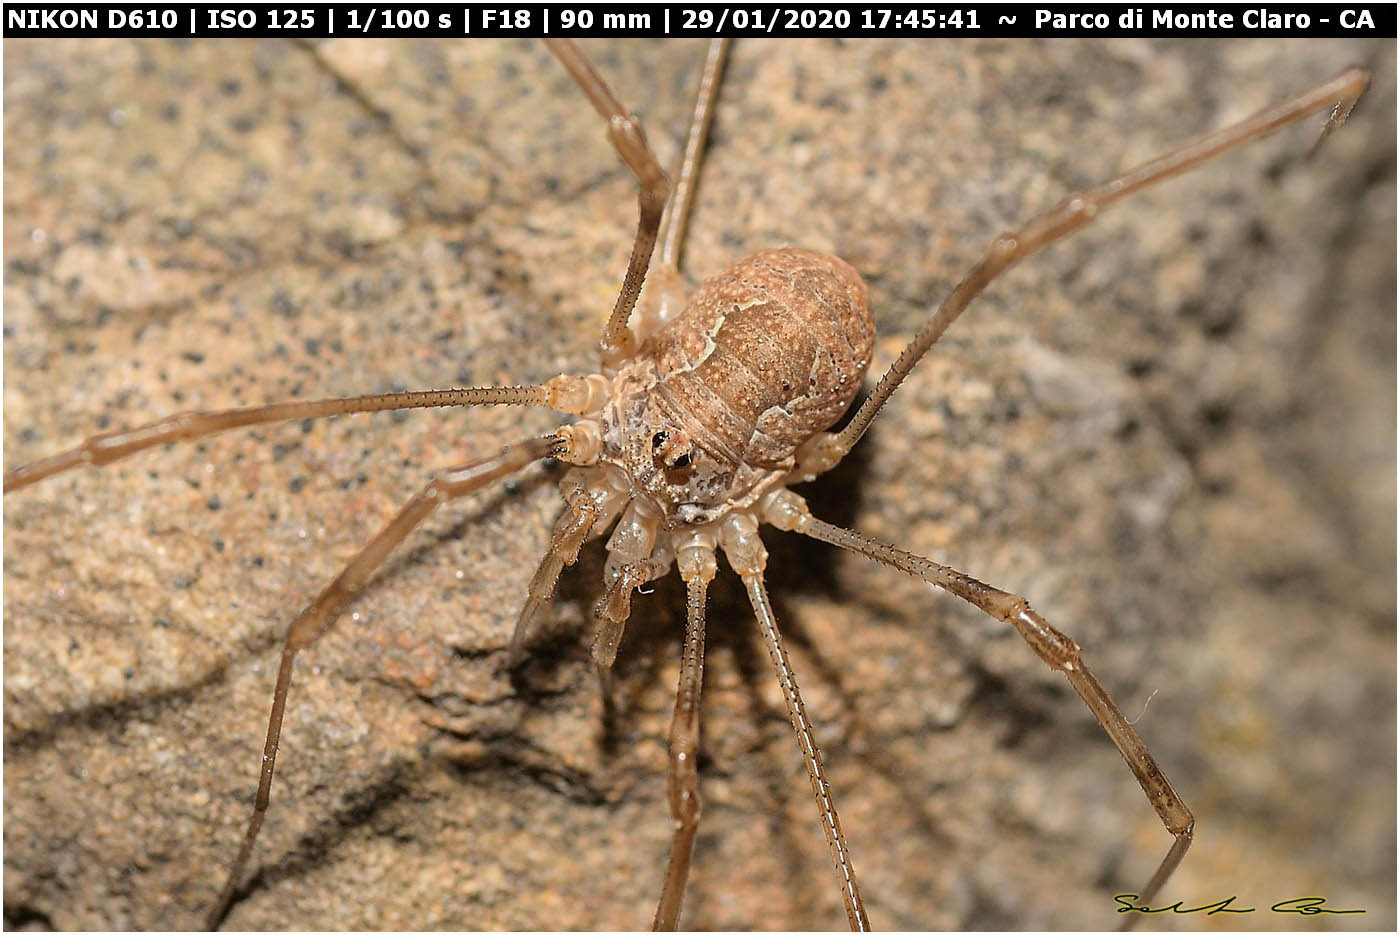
[[5, 38, 1394, 931]]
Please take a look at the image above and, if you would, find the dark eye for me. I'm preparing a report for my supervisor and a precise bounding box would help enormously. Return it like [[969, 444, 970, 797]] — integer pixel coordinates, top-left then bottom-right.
[[669, 452, 692, 470], [651, 431, 668, 449]]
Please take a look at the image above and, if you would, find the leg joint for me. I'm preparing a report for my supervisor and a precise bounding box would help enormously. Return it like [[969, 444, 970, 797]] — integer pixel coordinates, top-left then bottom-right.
[[1006, 604, 1082, 671]]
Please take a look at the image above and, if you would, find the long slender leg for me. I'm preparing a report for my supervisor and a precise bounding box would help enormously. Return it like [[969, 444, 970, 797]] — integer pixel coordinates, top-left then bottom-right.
[[638, 38, 732, 341], [3, 372, 613, 493], [290, 38, 428, 165], [768, 493, 1193, 926], [206, 434, 558, 929], [652, 572, 710, 931], [544, 39, 670, 368], [719, 513, 869, 931], [743, 570, 869, 932], [657, 39, 731, 273], [789, 67, 1370, 475]]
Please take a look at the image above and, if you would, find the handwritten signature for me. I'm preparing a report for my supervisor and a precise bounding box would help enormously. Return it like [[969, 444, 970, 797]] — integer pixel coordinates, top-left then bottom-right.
[[1114, 894, 1366, 916]]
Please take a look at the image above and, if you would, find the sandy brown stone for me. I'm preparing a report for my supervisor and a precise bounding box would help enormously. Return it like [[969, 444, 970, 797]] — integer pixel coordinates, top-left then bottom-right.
[[5, 39, 1394, 931]]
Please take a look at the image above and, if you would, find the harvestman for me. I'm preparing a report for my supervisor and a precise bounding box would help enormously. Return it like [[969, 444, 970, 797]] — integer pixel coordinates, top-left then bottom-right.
[[3, 40, 1371, 930]]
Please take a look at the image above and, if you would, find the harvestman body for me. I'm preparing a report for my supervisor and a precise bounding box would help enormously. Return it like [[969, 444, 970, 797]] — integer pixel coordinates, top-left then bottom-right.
[[3, 40, 1371, 930]]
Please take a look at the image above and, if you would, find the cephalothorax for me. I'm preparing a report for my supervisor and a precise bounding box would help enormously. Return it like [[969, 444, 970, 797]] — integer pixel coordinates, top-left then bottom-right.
[[594, 247, 873, 524], [3, 38, 1377, 931]]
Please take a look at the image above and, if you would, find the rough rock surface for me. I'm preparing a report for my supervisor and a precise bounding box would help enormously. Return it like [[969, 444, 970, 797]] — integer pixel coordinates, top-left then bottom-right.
[[5, 39, 1394, 931]]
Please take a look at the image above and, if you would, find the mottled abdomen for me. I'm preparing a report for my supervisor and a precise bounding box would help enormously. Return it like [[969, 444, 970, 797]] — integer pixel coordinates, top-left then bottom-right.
[[645, 247, 874, 468]]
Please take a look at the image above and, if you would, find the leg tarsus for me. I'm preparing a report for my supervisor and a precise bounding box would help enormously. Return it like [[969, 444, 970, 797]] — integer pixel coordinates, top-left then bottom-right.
[[792, 509, 1194, 929], [1116, 827, 1194, 931], [829, 66, 1372, 463], [1308, 66, 1370, 157], [205, 436, 555, 929]]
